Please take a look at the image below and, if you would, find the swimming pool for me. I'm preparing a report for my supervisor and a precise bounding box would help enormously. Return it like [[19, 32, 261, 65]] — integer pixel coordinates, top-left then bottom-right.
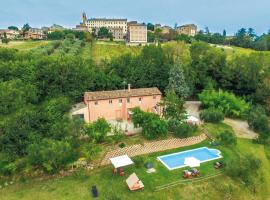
[[157, 147, 222, 170]]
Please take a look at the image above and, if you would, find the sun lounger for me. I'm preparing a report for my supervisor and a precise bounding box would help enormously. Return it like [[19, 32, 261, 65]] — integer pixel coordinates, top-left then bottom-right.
[[126, 173, 144, 191]]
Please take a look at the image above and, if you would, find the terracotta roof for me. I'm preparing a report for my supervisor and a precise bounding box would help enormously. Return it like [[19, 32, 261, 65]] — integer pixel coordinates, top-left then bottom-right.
[[85, 87, 161, 101]]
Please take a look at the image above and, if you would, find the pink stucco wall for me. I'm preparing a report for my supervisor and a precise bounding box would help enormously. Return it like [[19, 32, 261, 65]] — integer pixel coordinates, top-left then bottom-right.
[[86, 95, 161, 122]]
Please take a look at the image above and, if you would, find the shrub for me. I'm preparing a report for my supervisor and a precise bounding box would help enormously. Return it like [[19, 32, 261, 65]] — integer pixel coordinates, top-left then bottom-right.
[[199, 89, 250, 118], [119, 143, 126, 148], [248, 107, 269, 134], [133, 157, 144, 168], [27, 139, 77, 173], [81, 143, 101, 162], [225, 155, 261, 188], [200, 108, 224, 123], [84, 118, 111, 143], [168, 119, 197, 138], [132, 108, 168, 140], [217, 130, 237, 146]]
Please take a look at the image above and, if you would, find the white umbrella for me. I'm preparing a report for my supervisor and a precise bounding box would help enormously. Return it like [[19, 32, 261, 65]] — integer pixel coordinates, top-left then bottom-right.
[[184, 157, 200, 167]]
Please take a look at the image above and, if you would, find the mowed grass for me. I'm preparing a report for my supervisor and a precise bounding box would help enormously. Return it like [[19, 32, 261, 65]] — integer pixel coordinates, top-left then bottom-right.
[[1, 132, 270, 200], [0, 40, 52, 51]]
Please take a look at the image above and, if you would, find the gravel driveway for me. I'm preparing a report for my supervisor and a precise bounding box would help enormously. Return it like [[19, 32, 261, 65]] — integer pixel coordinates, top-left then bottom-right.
[[184, 101, 258, 139]]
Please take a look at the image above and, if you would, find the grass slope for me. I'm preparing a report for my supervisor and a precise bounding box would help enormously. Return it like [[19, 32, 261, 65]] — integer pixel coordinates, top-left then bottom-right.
[[0, 41, 52, 51], [1, 130, 270, 200]]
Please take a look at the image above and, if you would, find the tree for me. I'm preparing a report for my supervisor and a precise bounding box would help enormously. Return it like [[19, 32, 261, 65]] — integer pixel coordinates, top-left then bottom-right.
[[167, 58, 190, 98], [27, 139, 77, 173], [22, 23, 31, 36], [160, 90, 186, 121], [98, 27, 110, 38], [1, 32, 10, 44], [223, 29, 227, 37], [147, 23, 155, 31], [217, 130, 237, 146], [84, 118, 111, 143], [132, 108, 168, 139], [8, 26, 19, 31]]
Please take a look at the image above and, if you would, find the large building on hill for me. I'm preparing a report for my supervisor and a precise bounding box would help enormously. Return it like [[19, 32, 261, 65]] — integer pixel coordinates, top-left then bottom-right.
[[176, 24, 197, 36], [0, 29, 20, 39], [71, 86, 162, 123], [82, 13, 127, 34]]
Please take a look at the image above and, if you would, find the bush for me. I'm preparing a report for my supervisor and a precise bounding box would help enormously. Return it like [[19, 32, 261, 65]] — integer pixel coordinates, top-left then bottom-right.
[[217, 130, 237, 146], [84, 118, 111, 143], [169, 119, 197, 138], [225, 155, 261, 188], [132, 108, 168, 140], [119, 143, 126, 148], [248, 107, 270, 134], [199, 89, 250, 118], [200, 108, 224, 123], [27, 139, 77, 173], [133, 157, 144, 168], [81, 143, 101, 162]]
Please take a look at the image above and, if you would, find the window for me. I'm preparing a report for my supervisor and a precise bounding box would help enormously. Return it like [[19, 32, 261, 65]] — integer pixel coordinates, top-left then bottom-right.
[[95, 101, 98, 105], [153, 96, 156, 99], [139, 97, 142, 102], [119, 99, 122, 103], [127, 98, 130, 103], [109, 100, 113, 104]]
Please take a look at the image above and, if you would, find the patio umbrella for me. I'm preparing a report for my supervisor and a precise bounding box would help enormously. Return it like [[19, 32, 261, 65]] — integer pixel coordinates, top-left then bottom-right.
[[184, 157, 200, 167]]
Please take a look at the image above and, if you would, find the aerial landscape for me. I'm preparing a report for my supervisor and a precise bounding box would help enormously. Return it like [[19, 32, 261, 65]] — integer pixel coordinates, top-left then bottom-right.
[[0, 0, 270, 199]]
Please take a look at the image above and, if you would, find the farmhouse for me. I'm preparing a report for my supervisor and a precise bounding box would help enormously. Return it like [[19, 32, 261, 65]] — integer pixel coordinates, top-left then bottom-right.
[[71, 86, 162, 123]]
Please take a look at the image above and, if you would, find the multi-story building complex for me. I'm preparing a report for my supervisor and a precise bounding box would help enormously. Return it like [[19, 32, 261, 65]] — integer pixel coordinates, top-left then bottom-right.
[[85, 18, 127, 34], [127, 22, 147, 44], [0, 29, 20, 39], [176, 24, 197, 36], [25, 28, 45, 40], [71, 86, 162, 123], [160, 26, 172, 34]]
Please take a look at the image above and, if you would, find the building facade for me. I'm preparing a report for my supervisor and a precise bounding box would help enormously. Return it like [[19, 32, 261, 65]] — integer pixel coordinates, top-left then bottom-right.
[[127, 22, 147, 44], [71, 87, 162, 123], [176, 24, 197, 36], [0, 29, 20, 39], [25, 28, 45, 39], [86, 18, 127, 34]]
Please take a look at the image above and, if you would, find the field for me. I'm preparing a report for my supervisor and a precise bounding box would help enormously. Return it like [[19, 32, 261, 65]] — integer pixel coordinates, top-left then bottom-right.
[[0, 40, 52, 51], [1, 123, 270, 200]]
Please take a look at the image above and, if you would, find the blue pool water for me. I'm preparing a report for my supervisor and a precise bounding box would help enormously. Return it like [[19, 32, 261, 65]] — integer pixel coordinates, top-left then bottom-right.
[[157, 147, 222, 170]]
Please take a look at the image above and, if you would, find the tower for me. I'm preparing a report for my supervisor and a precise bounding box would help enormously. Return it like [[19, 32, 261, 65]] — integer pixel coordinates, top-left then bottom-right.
[[82, 12, 87, 25]]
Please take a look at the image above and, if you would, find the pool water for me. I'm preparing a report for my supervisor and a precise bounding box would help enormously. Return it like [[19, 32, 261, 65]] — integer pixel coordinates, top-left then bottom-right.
[[157, 147, 222, 170]]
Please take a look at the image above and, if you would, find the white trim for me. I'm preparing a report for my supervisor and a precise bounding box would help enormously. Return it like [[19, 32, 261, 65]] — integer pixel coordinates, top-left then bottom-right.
[[157, 147, 222, 171]]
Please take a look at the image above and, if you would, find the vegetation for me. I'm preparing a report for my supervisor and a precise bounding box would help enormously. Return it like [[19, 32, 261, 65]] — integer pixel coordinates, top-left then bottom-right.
[[1, 137, 270, 200], [84, 118, 111, 143], [132, 107, 168, 140], [200, 108, 225, 123], [199, 89, 250, 118], [217, 130, 237, 146]]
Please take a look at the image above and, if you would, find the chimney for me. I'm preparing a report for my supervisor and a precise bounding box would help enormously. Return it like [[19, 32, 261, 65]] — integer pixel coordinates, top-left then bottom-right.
[[128, 84, 131, 92]]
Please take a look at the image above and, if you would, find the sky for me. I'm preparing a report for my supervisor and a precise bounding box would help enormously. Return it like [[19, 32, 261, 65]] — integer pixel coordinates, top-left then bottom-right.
[[0, 0, 269, 35]]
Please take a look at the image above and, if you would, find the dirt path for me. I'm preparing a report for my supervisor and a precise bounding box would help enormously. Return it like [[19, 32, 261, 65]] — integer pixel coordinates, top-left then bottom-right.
[[224, 118, 258, 139]]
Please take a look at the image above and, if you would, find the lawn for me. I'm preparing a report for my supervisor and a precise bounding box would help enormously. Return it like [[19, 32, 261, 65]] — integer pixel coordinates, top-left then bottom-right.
[[1, 130, 269, 200], [0, 41, 52, 51]]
